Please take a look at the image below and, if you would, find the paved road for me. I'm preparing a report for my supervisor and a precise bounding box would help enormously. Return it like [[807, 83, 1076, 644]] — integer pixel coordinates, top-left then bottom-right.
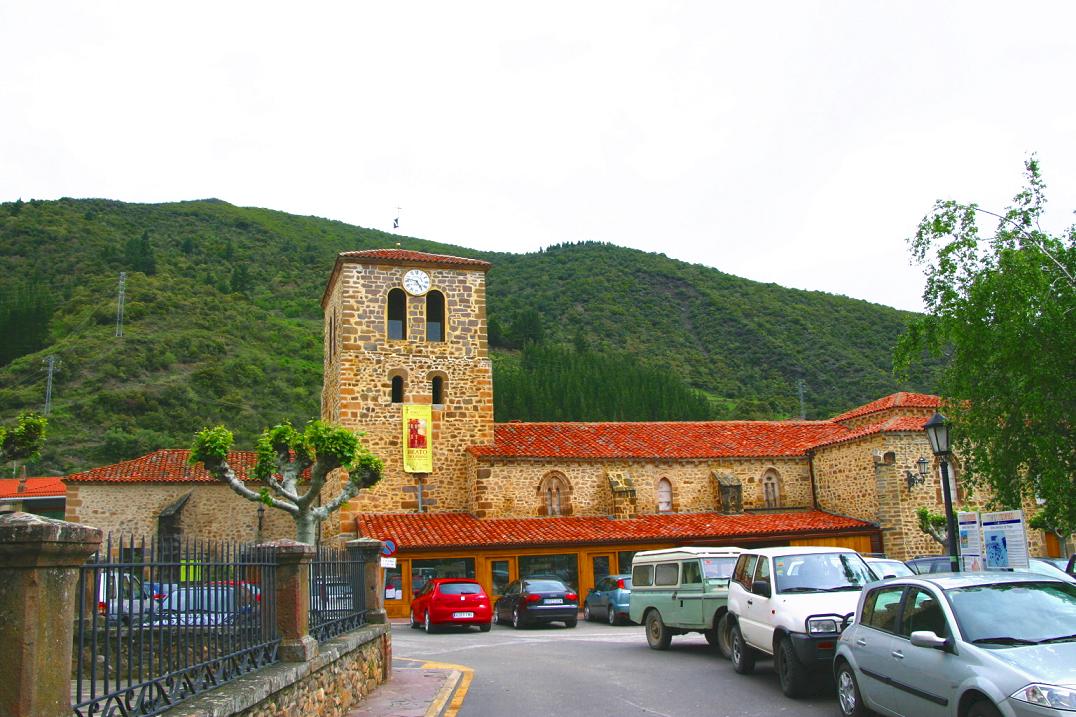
[[390, 619, 837, 717]]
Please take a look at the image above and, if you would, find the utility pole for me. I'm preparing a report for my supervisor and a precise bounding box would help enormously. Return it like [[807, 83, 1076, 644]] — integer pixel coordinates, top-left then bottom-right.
[[115, 272, 127, 337], [42, 355, 59, 415], [797, 379, 807, 420]]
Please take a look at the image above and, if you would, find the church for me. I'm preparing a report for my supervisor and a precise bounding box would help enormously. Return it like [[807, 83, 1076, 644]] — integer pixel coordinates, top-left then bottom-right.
[[65, 247, 1055, 620]]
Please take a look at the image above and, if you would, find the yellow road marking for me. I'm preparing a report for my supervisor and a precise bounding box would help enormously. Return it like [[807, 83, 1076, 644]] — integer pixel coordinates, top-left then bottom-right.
[[420, 661, 474, 717]]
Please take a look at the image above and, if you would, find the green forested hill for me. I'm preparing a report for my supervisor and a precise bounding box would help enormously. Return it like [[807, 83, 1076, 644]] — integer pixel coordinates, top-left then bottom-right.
[[0, 197, 938, 473]]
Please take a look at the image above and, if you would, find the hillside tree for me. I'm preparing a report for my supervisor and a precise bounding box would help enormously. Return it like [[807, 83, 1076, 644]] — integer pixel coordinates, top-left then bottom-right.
[[896, 157, 1076, 542], [191, 420, 383, 544], [0, 412, 47, 466]]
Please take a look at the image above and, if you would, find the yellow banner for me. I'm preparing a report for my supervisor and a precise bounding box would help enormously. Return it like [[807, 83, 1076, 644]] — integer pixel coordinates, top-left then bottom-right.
[[402, 404, 433, 473]]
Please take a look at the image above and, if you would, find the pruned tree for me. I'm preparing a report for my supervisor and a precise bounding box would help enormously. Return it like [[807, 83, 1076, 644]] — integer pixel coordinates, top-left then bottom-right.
[[896, 156, 1076, 542], [191, 420, 383, 544], [916, 507, 950, 551], [0, 412, 47, 465]]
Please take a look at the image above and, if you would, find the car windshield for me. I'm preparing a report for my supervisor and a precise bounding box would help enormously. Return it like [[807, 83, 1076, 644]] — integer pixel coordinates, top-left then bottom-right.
[[524, 580, 567, 593], [701, 557, 738, 580], [439, 582, 482, 595], [947, 581, 1076, 645], [774, 553, 875, 593], [872, 559, 915, 577]]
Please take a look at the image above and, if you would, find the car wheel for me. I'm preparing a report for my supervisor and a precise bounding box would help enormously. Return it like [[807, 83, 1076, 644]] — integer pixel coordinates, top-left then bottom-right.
[[512, 607, 523, 629], [565, 617, 578, 628], [776, 637, 810, 698], [730, 623, 756, 674], [968, 700, 1003, 717], [583, 603, 592, 621], [715, 613, 733, 658], [607, 606, 619, 626], [410, 609, 420, 629], [835, 662, 867, 717], [424, 611, 436, 634], [479, 622, 492, 633], [645, 611, 672, 650], [492, 608, 501, 626]]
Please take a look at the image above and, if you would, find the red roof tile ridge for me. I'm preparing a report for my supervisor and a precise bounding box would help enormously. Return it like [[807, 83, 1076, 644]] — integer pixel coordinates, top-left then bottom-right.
[[809, 414, 930, 450], [337, 248, 490, 267], [831, 392, 940, 422]]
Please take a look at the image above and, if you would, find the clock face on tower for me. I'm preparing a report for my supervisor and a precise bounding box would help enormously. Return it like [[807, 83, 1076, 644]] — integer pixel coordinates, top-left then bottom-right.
[[402, 269, 431, 295]]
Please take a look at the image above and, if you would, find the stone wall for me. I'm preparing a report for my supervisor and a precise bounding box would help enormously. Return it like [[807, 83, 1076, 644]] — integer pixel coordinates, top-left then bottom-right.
[[161, 625, 390, 717], [65, 483, 295, 543], [323, 259, 495, 535], [472, 456, 813, 518]]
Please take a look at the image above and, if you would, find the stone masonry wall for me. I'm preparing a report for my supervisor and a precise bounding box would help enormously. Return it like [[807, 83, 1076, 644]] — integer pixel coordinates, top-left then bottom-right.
[[473, 456, 813, 518], [324, 260, 494, 534], [66, 484, 295, 542]]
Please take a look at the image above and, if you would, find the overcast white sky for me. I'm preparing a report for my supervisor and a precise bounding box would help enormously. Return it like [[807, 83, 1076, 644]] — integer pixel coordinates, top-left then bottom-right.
[[3, 2, 1074, 312]]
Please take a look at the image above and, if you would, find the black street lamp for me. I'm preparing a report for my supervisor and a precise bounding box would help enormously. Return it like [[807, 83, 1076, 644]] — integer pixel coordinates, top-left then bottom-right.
[[924, 412, 960, 572]]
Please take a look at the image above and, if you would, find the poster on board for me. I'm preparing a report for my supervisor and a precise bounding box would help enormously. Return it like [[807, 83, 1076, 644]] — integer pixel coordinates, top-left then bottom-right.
[[980, 509, 1029, 570], [402, 404, 433, 473], [957, 511, 983, 571]]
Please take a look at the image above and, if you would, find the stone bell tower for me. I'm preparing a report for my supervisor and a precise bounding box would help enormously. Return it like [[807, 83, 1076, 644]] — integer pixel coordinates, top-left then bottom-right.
[[321, 249, 494, 533]]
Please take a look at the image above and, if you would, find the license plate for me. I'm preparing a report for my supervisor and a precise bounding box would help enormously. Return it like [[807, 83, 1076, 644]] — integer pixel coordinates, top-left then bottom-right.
[[545, 598, 564, 604], [452, 611, 474, 619]]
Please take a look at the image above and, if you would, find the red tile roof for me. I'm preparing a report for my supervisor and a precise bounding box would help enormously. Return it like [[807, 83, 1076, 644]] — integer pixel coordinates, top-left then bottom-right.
[[357, 510, 875, 550], [64, 449, 267, 483], [468, 421, 850, 460], [337, 249, 491, 269], [810, 416, 931, 450], [0, 477, 66, 499], [831, 392, 940, 422]]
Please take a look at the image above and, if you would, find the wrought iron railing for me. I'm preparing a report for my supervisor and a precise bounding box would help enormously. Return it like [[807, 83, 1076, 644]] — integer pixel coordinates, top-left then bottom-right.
[[309, 545, 366, 642], [72, 535, 279, 717]]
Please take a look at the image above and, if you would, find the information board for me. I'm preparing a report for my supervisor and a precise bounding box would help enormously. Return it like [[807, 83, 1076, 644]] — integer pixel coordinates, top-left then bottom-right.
[[980, 509, 1029, 570], [957, 511, 984, 571]]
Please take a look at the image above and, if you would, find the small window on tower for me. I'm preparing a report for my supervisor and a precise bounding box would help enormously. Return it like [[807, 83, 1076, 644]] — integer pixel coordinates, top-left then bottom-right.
[[657, 478, 673, 513], [391, 376, 404, 403], [387, 289, 407, 340], [432, 376, 444, 405], [426, 290, 445, 342]]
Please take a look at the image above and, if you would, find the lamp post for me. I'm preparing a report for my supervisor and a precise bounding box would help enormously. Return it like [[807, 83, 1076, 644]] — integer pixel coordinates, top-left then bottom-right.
[[924, 412, 960, 573]]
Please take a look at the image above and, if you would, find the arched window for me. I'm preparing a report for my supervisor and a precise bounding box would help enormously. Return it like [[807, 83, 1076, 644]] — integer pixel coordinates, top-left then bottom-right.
[[387, 289, 407, 340], [426, 290, 445, 342], [391, 375, 404, 403], [431, 376, 444, 405], [657, 478, 673, 513], [762, 470, 781, 508], [537, 473, 572, 517]]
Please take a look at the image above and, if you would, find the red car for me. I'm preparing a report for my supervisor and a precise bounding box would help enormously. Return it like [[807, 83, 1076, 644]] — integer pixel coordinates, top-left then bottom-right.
[[410, 578, 493, 633]]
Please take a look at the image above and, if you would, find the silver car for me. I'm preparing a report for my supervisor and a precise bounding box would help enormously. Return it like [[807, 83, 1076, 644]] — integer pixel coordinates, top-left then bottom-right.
[[834, 572, 1076, 716]]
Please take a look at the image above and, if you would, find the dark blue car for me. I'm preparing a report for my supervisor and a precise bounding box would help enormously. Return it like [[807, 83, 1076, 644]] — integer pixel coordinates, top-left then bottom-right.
[[584, 574, 633, 625]]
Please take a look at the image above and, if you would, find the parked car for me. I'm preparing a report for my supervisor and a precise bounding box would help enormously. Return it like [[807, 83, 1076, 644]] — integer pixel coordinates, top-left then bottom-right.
[[409, 578, 492, 633], [93, 568, 165, 625], [834, 572, 1076, 717], [864, 556, 915, 578], [584, 574, 633, 625], [493, 577, 578, 628], [1026, 557, 1076, 583], [153, 585, 258, 627], [726, 546, 876, 697], [628, 547, 744, 656], [312, 577, 353, 611]]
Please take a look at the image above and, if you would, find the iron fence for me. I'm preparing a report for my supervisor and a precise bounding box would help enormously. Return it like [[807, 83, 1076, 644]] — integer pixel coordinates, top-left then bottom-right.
[[309, 545, 367, 642], [72, 535, 279, 717]]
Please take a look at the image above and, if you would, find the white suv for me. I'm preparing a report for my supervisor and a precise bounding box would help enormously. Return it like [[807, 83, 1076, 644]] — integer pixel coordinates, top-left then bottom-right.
[[726, 546, 877, 698]]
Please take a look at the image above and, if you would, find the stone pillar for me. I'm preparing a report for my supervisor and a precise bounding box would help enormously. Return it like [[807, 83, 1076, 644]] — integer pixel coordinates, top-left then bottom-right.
[[348, 537, 386, 624], [0, 512, 102, 717], [261, 539, 319, 662]]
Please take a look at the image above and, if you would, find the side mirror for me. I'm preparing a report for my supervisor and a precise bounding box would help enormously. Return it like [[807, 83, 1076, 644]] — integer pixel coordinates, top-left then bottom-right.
[[909, 630, 949, 650], [751, 580, 772, 598]]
